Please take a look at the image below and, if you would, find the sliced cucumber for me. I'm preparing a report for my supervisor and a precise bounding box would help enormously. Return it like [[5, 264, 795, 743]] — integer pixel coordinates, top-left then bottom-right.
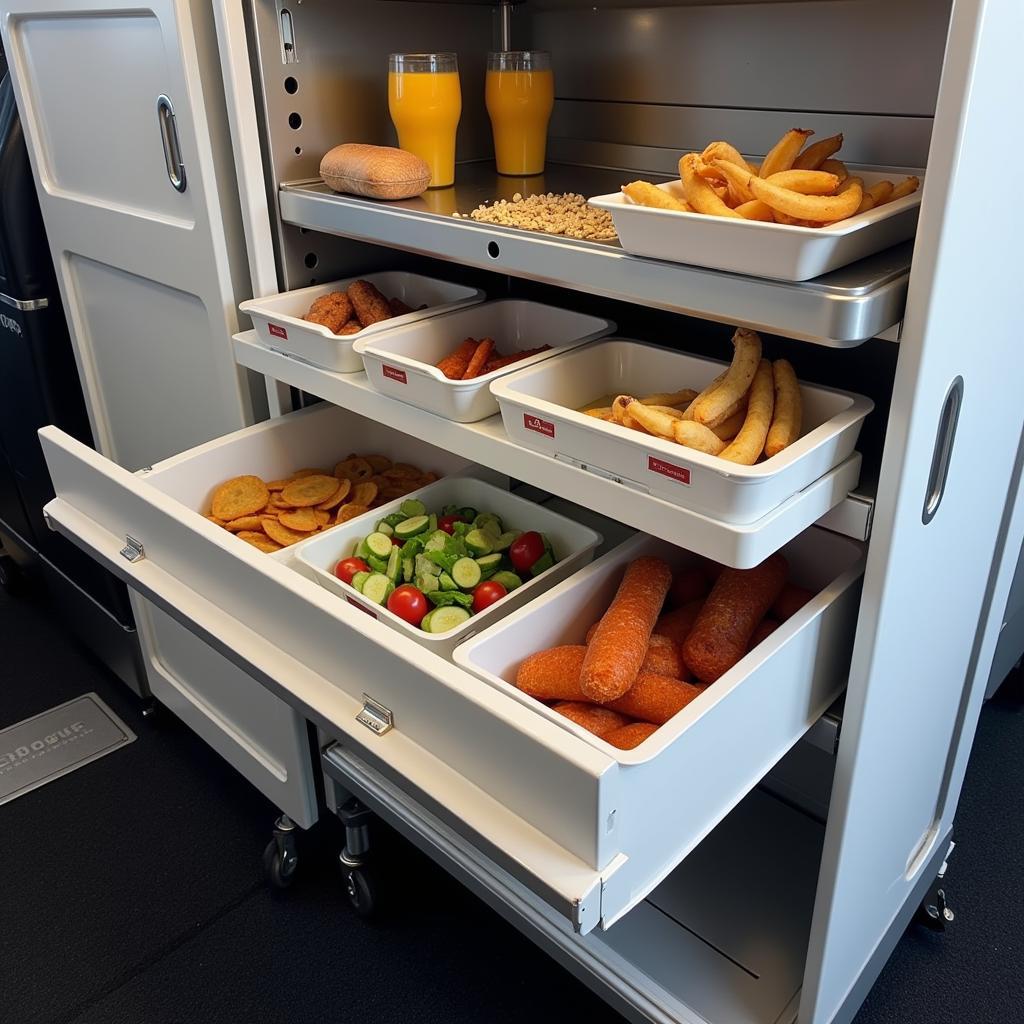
[[493, 530, 520, 553], [400, 498, 427, 518], [382, 512, 407, 529], [402, 557, 415, 584], [375, 520, 394, 537], [351, 571, 371, 593], [451, 556, 482, 590], [385, 546, 401, 582], [529, 551, 555, 577], [366, 553, 389, 574], [425, 605, 471, 633], [394, 515, 429, 539], [416, 573, 440, 594], [415, 554, 441, 578], [474, 512, 502, 537], [401, 537, 424, 562], [419, 609, 436, 632], [491, 570, 523, 592], [355, 537, 373, 560], [438, 571, 458, 591], [424, 530, 449, 553], [427, 590, 474, 609], [366, 532, 393, 559], [475, 553, 504, 578], [428, 513, 438, 533], [361, 573, 393, 606], [465, 529, 493, 556]]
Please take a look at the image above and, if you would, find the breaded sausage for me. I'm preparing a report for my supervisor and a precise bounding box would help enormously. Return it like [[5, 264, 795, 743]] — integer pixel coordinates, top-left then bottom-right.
[[581, 557, 673, 702], [552, 702, 630, 738], [389, 297, 415, 316], [516, 646, 587, 701], [348, 279, 393, 327], [652, 599, 704, 649], [607, 672, 705, 725], [682, 554, 788, 683], [605, 722, 659, 750], [640, 634, 686, 679]]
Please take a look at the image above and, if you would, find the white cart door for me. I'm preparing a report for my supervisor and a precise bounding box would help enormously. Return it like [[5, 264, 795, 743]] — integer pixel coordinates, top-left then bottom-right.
[[0, 0, 252, 471]]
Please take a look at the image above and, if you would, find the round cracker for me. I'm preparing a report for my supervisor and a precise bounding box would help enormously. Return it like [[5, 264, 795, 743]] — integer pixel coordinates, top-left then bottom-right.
[[266, 479, 291, 491], [236, 530, 282, 553], [278, 508, 319, 532], [280, 474, 340, 508], [290, 468, 329, 479], [211, 475, 270, 521], [205, 514, 226, 527], [364, 454, 393, 473], [226, 515, 265, 533], [314, 510, 331, 527], [317, 477, 351, 511], [336, 502, 370, 524], [263, 518, 312, 547], [351, 481, 378, 507], [334, 457, 373, 482]]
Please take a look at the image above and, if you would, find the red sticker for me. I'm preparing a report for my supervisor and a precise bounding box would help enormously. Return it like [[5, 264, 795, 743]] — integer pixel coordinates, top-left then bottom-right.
[[523, 413, 555, 438], [347, 596, 378, 619], [268, 323, 288, 340], [382, 364, 408, 384], [648, 455, 691, 486]]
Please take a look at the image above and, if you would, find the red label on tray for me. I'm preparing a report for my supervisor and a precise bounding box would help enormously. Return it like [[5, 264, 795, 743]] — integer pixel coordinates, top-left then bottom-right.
[[268, 323, 288, 340], [648, 455, 691, 486], [382, 364, 408, 384], [347, 596, 378, 619], [523, 413, 555, 438]]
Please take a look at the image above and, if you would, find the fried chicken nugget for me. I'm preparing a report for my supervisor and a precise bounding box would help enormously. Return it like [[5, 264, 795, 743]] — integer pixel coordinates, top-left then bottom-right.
[[348, 280, 393, 327], [304, 291, 353, 334]]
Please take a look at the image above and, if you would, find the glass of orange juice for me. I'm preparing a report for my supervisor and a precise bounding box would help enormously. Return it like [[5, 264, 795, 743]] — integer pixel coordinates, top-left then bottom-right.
[[486, 51, 554, 177], [388, 53, 462, 189]]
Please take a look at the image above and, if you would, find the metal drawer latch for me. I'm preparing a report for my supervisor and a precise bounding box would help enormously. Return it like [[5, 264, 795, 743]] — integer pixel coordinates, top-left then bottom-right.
[[120, 536, 145, 563], [356, 695, 393, 736]]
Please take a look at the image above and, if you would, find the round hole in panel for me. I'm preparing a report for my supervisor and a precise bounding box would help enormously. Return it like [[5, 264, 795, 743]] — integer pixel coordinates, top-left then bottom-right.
[[487, 241, 500, 259], [304, 252, 318, 269], [288, 112, 302, 130], [295, 147, 302, 155], [284, 76, 298, 95]]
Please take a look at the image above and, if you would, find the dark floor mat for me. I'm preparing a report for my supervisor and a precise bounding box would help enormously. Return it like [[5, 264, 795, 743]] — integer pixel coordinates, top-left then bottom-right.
[[0, 590, 277, 1024]]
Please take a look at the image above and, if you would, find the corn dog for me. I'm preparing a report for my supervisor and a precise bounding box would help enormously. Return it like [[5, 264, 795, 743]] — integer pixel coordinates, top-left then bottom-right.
[[516, 645, 587, 701], [765, 359, 802, 458], [607, 672, 706, 725], [581, 557, 673, 703], [682, 554, 789, 683], [581, 628, 685, 679], [653, 598, 704, 648], [719, 359, 774, 465], [691, 328, 762, 428], [348, 279, 393, 327], [553, 702, 630, 739], [604, 722, 659, 750], [773, 583, 814, 621]]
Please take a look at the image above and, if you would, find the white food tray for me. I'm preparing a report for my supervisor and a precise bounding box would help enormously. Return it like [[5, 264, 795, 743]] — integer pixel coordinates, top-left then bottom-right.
[[455, 528, 865, 760], [353, 299, 614, 423], [589, 169, 924, 282], [239, 272, 485, 372], [293, 475, 602, 659], [490, 338, 873, 524]]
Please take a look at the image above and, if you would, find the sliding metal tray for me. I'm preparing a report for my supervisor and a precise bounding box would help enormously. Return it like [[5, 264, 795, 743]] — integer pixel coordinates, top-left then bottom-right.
[[279, 162, 912, 347]]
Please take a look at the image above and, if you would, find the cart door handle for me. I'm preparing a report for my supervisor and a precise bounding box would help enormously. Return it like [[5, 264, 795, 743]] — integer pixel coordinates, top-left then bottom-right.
[[922, 376, 963, 524], [156, 95, 187, 193]]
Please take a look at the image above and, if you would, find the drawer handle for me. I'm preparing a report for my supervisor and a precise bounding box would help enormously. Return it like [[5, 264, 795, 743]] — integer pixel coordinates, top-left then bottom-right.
[[156, 95, 187, 193], [922, 376, 963, 525]]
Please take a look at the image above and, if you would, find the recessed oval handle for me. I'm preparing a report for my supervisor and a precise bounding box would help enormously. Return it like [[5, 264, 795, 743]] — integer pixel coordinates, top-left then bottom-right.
[[922, 376, 963, 524], [157, 95, 187, 193]]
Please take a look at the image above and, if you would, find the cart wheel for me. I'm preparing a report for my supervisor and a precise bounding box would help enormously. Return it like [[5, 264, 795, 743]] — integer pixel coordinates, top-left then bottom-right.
[[344, 865, 377, 917], [263, 838, 298, 889]]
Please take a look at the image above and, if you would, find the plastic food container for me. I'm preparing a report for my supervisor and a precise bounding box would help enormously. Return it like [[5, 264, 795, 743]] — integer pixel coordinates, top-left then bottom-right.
[[490, 338, 873, 524], [239, 272, 485, 372], [353, 299, 614, 423], [293, 475, 602, 658], [588, 169, 924, 282], [454, 527, 865, 760]]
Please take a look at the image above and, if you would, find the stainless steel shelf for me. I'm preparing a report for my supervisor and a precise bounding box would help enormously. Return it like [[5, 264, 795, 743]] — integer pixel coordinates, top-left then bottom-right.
[[279, 161, 911, 347]]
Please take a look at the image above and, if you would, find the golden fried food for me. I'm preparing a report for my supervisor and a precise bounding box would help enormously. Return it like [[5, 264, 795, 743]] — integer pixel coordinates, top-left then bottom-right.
[[334, 457, 374, 482], [691, 328, 762, 428], [236, 531, 282, 553], [765, 359, 802, 458], [673, 420, 728, 454], [351, 481, 378, 507], [336, 502, 371, 524], [747, 172, 862, 222], [277, 508, 320, 532], [639, 388, 699, 407], [224, 515, 265, 533], [304, 291, 353, 334], [735, 199, 775, 221], [262, 518, 311, 547], [766, 169, 840, 195], [793, 133, 843, 170], [719, 359, 775, 465], [622, 180, 692, 212], [317, 478, 352, 511], [889, 176, 921, 201], [280, 474, 341, 508], [348, 279, 393, 328], [759, 128, 813, 178], [679, 154, 742, 218], [211, 476, 270, 522]]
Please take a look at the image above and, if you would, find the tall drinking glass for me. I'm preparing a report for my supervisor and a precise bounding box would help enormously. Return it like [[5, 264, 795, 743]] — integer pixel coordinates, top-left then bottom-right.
[[388, 53, 462, 189], [485, 51, 554, 176]]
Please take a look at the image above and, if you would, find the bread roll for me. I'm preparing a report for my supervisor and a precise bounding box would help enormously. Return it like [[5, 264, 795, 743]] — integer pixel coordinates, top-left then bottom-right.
[[320, 143, 430, 200]]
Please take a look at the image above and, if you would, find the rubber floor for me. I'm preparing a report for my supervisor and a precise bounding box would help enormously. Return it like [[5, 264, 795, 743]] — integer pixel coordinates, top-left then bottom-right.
[[1, 584, 1021, 1024]]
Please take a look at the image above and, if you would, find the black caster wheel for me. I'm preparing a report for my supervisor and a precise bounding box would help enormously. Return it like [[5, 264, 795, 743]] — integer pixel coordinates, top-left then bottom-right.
[[344, 865, 377, 918], [263, 837, 298, 889]]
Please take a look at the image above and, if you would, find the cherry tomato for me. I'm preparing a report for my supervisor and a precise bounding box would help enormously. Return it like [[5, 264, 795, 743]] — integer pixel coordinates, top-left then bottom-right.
[[334, 557, 369, 585], [508, 531, 545, 573], [472, 580, 507, 613], [387, 584, 429, 626], [392, 536, 405, 547], [438, 514, 469, 535]]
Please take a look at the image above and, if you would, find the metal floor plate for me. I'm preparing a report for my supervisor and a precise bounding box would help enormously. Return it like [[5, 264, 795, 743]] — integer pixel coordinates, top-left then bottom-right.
[[0, 693, 136, 805]]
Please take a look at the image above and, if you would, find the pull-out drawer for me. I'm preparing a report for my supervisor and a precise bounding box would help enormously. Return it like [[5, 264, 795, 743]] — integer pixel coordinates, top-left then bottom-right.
[[40, 403, 862, 934]]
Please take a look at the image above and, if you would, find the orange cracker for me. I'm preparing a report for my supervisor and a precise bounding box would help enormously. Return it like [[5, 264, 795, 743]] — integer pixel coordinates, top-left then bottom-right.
[[211, 475, 270, 521], [280, 474, 340, 508]]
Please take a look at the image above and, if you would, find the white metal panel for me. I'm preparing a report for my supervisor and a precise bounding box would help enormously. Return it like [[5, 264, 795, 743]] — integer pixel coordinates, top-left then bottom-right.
[[801, 2, 1024, 1021], [0, 0, 252, 470]]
